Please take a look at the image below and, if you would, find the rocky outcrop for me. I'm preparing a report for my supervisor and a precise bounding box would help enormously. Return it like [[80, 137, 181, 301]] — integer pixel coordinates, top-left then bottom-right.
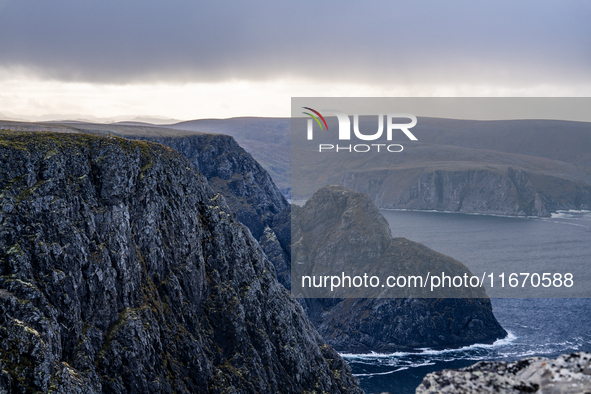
[[130, 133, 289, 241], [0, 121, 289, 244], [416, 352, 591, 393], [291, 185, 507, 352], [0, 132, 361, 393], [168, 117, 292, 198], [0, 120, 293, 293], [128, 132, 293, 291], [308, 297, 506, 352]]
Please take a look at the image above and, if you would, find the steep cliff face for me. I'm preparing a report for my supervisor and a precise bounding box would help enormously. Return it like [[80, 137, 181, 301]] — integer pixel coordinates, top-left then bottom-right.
[[339, 166, 591, 217], [291, 186, 507, 352], [129, 133, 293, 290], [0, 120, 293, 293], [130, 133, 289, 241], [291, 116, 591, 217], [0, 132, 361, 393], [0, 121, 289, 244], [168, 117, 291, 198]]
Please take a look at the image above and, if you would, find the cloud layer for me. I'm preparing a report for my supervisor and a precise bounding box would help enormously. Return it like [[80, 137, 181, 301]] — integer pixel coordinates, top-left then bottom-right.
[[1, 0, 590, 86]]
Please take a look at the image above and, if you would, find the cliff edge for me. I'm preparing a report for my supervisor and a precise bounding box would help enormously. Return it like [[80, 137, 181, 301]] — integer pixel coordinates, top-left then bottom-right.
[[0, 132, 361, 393]]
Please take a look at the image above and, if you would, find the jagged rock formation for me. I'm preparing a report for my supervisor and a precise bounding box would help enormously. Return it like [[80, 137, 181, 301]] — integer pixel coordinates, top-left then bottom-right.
[[4, 120, 293, 293], [168, 117, 291, 198], [0, 120, 506, 354], [12, 116, 586, 219], [167, 116, 591, 218], [416, 352, 591, 393], [125, 132, 292, 290], [0, 132, 361, 393], [130, 133, 288, 241], [292, 185, 507, 352]]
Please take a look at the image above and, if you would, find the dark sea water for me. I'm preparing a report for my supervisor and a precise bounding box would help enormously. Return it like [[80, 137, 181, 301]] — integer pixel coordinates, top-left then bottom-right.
[[342, 209, 591, 394]]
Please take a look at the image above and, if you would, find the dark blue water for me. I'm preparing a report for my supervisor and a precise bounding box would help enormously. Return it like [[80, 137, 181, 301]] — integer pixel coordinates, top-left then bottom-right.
[[342, 210, 591, 394]]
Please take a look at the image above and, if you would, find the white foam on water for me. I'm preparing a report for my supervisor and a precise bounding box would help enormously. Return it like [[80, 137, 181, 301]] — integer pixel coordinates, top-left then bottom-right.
[[551, 212, 572, 219], [353, 367, 410, 377], [550, 210, 591, 220], [352, 361, 438, 377], [341, 332, 517, 360], [340, 350, 411, 359], [381, 208, 531, 219], [414, 331, 518, 356]]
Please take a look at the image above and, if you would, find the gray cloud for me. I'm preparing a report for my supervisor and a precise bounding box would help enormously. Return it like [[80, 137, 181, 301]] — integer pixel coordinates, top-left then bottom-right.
[[0, 0, 589, 86]]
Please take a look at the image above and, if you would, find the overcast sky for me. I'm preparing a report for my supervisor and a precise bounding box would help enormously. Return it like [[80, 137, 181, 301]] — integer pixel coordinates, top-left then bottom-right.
[[0, 0, 589, 121]]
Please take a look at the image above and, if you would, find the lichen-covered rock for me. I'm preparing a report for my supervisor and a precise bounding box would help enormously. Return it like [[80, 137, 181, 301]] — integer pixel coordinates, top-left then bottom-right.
[[416, 352, 591, 394], [0, 132, 362, 394], [130, 133, 292, 290], [131, 133, 288, 240], [0, 122, 292, 292]]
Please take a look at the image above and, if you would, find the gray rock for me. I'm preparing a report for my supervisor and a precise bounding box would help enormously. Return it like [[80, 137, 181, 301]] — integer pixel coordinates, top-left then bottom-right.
[[292, 185, 507, 352], [127, 133, 293, 291], [166, 117, 292, 199], [290, 117, 591, 218], [416, 352, 591, 394], [0, 132, 362, 394], [130, 133, 288, 240], [339, 167, 591, 217]]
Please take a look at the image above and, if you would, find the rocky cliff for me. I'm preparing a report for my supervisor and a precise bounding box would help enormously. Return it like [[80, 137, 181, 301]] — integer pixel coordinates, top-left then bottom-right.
[[168, 117, 291, 198], [291, 185, 507, 352], [0, 131, 361, 393], [0, 120, 293, 290], [129, 133, 288, 241], [416, 352, 591, 393], [289, 116, 591, 217], [337, 164, 591, 217], [125, 132, 292, 289], [148, 132, 507, 351]]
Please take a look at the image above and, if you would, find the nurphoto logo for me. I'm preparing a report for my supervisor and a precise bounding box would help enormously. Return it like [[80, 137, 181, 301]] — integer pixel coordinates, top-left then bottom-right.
[[302, 107, 418, 152]]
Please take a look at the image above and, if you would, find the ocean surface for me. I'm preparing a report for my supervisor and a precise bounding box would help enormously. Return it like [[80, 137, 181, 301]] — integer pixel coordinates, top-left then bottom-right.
[[342, 209, 591, 394]]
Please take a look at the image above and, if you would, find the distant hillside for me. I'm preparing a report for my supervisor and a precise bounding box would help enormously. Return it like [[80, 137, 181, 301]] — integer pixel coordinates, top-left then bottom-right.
[[408, 117, 591, 167], [291, 116, 591, 217], [0, 119, 199, 138]]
